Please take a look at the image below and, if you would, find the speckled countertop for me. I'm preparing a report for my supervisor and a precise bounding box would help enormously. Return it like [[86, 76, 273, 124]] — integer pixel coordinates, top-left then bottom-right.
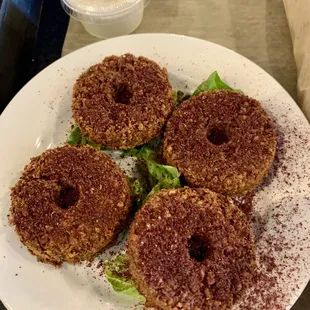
[[62, 1, 308, 310]]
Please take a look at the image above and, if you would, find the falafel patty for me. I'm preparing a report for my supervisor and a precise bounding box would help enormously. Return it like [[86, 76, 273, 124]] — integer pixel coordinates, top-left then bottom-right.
[[72, 54, 174, 150], [163, 90, 277, 195], [10, 146, 131, 267], [127, 187, 257, 310]]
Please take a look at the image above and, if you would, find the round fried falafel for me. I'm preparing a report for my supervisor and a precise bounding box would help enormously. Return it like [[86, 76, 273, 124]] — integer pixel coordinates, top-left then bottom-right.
[[163, 90, 277, 195], [10, 146, 131, 267], [127, 187, 257, 310], [72, 54, 174, 150]]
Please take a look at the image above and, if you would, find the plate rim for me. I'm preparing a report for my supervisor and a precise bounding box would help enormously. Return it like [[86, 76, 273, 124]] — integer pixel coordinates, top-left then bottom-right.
[[1, 33, 307, 125]]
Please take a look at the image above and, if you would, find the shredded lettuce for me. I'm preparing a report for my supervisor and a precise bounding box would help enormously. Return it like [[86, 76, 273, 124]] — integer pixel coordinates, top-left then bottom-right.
[[86, 140, 101, 150], [128, 178, 147, 209], [123, 145, 181, 203], [67, 126, 83, 145], [67, 125, 101, 149], [192, 71, 241, 96], [129, 178, 145, 197], [173, 90, 189, 107], [173, 90, 191, 107], [173, 90, 184, 102], [147, 177, 181, 197], [105, 254, 145, 301], [134, 146, 180, 181]]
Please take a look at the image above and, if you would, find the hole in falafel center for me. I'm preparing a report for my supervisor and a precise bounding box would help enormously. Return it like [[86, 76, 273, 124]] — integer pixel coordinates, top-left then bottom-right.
[[56, 185, 79, 210], [114, 84, 132, 104], [188, 235, 209, 262], [208, 127, 229, 145]]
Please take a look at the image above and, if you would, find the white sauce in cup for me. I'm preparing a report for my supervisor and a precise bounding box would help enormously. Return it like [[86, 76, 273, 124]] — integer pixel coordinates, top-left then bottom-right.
[[61, 0, 150, 38]]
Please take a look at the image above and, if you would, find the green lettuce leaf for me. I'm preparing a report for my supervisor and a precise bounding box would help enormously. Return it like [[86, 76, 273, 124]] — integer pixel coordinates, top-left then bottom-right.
[[105, 254, 145, 301], [173, 90, 184, 102], [128, 178, 148, 209], [146, 161, 180, 184], [86, 140, 101, 150], [173, 90, 190, 107], [122, 145, 181, 203], [192, 71, 241, 96], [129, 178, 145, 197], [122, 148, 140, 157], [138, 146, 180, 184], [147, 177, 180, 197], [67, 125, 101, 149], [81, 135, 87, 145], [67, 126, 83, 145], [173, 90, 185, 107]]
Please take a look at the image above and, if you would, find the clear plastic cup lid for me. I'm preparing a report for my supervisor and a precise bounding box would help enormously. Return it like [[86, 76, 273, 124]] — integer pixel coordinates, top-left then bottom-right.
[[61, 0, 149, 21]]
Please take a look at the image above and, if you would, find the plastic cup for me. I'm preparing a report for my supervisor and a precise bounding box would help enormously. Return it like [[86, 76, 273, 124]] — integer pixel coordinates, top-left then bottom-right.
[[61, 0, 150, 39]]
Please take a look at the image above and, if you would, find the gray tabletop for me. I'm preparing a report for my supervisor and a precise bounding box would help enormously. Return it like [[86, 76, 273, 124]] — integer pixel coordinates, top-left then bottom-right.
[[1, 0, 309, 309]]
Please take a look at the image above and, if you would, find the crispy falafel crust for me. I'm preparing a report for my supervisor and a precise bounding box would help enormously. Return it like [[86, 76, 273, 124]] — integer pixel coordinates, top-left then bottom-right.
[[10, 146, 131, 267], [72, 54, 174, 150], [163, 90, 277, 195], [127, 187, 257, 310]]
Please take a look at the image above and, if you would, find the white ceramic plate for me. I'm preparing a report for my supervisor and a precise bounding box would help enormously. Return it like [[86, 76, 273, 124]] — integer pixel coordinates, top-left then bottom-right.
[[0, 34, 310, 310]]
